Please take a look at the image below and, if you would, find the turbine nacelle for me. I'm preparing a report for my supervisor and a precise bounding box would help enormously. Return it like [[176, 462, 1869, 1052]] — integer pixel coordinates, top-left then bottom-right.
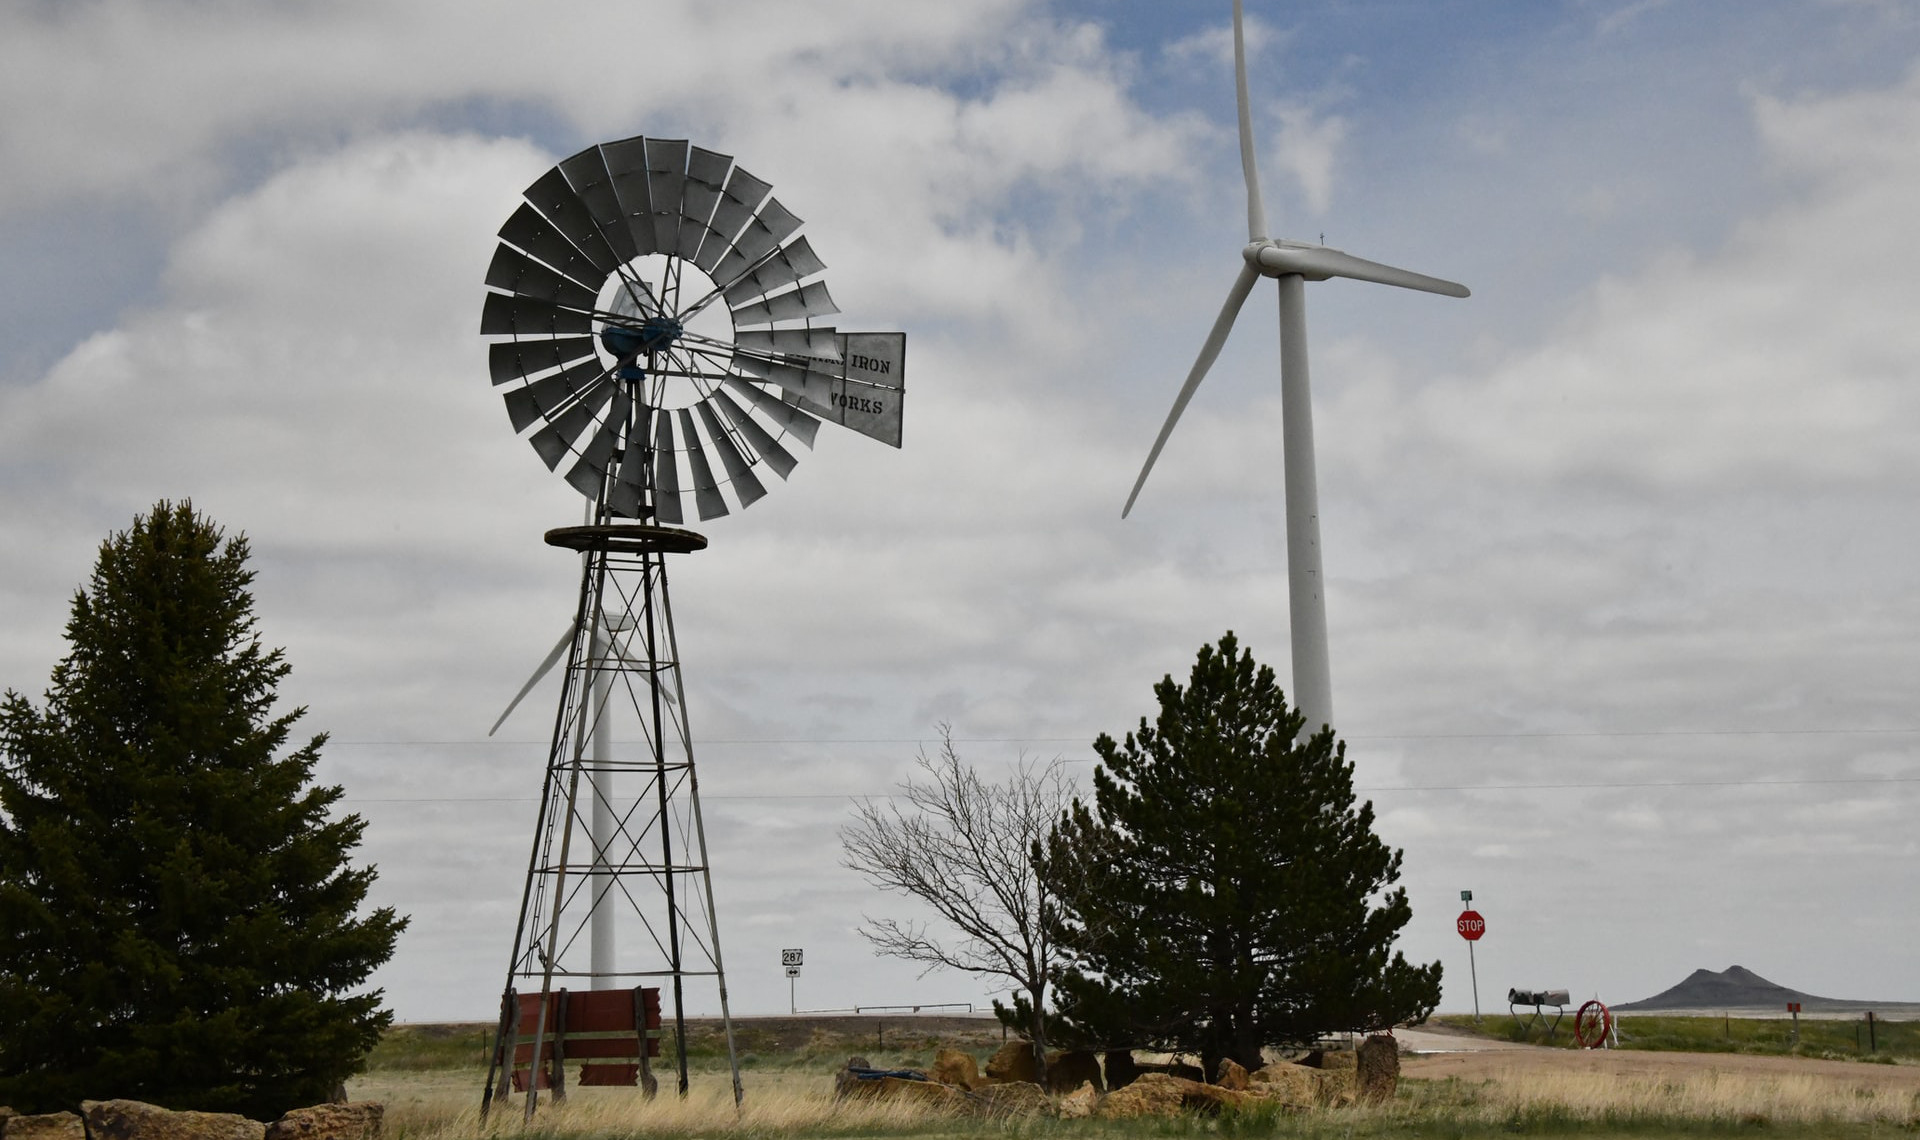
[[1243, 239, 1470, 298]]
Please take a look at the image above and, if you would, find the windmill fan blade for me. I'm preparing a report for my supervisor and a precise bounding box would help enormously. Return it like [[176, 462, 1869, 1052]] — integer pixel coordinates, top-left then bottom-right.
[[564, 388, 631, 498], [695, 399, 768, 507], [485, 245, 600, 312], [489, 336, 595, 387], [644, 138, 690, 257], [616, 414, 648, 487], [524, 168, 620, 277], [529, 379, 615, 469], [735, 325, 839, 361], [1232, 0, 1268, 242], [607, 479, 643, 519], [713, 388, 798, 479], [600, 136, 660, 258], [733, 354, 834, 412], [1253, 244, 1470, 297], [498, 202, 608, 290], [606, 477, 645, 518], [503, 358, 607, 433], [696, 165, 773, 274], [724, 376, 820, 448], [730, 280, 838, 326], [558, 143, 640, 264], [1122, 260, 1262, 518], [721, 236, 827, 309], [481, 291, 593, 338], [609, 411, 647, 518], [489, 623, 578, 736], [678, 408, 729, 520], [653, 410, 684, 525], [709, 198, 802, 291], [677, 146, 732, 261]]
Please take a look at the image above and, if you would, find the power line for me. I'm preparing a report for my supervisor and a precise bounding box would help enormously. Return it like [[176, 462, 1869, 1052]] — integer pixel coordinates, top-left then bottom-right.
[[339, 774, 1920, 805], [329, 726, 1920, 748]]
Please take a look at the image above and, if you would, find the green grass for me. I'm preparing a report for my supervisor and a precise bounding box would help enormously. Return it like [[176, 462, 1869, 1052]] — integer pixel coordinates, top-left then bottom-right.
[[1432, 1012, 1920, 1061]]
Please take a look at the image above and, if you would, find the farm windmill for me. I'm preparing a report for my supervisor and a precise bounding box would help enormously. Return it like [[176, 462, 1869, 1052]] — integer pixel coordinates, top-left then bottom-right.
[[477, 133, 905, 1115], [1122, 0, 1468, 736]]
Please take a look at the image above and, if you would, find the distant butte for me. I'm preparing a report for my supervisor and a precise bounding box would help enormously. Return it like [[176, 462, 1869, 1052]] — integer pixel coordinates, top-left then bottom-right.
[[1617, 965, 1920, 1015]]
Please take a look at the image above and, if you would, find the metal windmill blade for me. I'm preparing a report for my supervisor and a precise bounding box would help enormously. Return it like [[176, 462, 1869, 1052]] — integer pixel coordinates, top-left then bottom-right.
[[481, 134, 910, 525]]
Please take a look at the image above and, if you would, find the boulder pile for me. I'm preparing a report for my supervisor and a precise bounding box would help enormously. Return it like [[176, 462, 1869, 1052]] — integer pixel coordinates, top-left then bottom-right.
[[832, 1034, 1401, 1119], [0, 1101, 380, 1140]]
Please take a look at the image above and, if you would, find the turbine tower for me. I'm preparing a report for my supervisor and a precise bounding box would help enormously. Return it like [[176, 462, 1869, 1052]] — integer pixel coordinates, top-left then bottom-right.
[[1122, 0, 1469, 735]]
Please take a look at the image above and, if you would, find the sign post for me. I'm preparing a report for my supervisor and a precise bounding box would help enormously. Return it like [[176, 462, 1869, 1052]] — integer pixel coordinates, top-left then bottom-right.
[[1458, 890, 1484, 1023], [781, 949, 804, 1015]]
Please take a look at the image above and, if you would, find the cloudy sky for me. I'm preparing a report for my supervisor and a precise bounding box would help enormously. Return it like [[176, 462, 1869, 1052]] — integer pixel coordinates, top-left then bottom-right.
[[3, 0, 1917, 1029]]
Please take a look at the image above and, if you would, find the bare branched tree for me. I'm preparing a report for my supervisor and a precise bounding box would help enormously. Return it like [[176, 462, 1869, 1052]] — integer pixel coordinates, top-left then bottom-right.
[[839, 724, 1073, 1082]]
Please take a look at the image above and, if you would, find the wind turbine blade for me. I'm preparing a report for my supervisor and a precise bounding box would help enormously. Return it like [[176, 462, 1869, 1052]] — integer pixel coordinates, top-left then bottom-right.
[[1122, 260, 1262, 518], [1253, 244, 1470, 297], [489, 624, 577, 736], [1233, 0, 1268, 242]]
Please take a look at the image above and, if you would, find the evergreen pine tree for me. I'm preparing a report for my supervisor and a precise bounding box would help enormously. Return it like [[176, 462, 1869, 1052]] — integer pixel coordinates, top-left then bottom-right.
[[1040, 632, 1440, 1075], [0, 502, 405, 1115]]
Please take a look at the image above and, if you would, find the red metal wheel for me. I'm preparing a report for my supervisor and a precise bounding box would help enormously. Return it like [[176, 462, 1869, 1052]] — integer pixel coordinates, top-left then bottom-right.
[[1573, 1000, 1613, 1049]]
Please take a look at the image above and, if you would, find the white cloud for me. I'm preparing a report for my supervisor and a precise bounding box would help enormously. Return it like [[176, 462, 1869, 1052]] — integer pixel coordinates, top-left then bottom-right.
[[1268, 102, 1347, 218]]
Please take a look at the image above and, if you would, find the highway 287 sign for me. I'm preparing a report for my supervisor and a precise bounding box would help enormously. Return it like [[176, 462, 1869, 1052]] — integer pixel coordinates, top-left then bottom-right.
[[1456, 910, 1486, 941]]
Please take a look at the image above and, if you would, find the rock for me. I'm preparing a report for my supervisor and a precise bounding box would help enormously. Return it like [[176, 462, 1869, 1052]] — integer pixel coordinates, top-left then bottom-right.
[[1096, 1072, 1191, 1119], [83, 1103, 263, 1140], [967, 1081, 1052, 1118], [982, 1040, 1040, 1085], [1214, 1057, 1250, 1091], [1056, 1080, 1100, 1120], [1312, 1067, 1358, 1107], [7, 1114, 84, 1140], [264, 1104, 382, 1140], [1355, 1034, 1399, 1102], [1102, 1049, 1140, 1089], [875, 1076, 968, 1111], [1248, 1062, 1319, 1108], [1046, 1049, 1102, 1094], [1094, 1072, 1257, 1118], [927, 1047, 981, 1090], [1318, 1049, 1357, 1070]]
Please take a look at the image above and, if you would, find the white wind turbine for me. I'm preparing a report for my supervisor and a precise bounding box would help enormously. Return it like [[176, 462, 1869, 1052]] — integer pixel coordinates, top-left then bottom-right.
[[1122, 0, 1469, 737], [490, 610, 629, 990]]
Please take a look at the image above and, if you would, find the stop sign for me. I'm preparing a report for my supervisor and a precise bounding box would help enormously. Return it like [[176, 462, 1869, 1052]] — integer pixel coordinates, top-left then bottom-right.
[[1457, 910, 1485, 941]]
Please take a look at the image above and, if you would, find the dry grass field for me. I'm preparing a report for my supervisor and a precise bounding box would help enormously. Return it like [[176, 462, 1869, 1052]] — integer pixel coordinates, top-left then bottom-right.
[[353, 1018, 1920, 1139]]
